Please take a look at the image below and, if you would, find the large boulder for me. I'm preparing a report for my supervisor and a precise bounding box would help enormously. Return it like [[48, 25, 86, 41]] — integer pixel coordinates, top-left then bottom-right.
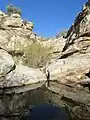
[[46, 53, 90, 83], [0, 64, 47, 118], [0, 49, 14, 77], [0, 65, 47, 88]]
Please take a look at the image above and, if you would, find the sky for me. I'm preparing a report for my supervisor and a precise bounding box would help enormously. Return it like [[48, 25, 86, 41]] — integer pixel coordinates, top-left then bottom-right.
[[0, 0, 87, 37]]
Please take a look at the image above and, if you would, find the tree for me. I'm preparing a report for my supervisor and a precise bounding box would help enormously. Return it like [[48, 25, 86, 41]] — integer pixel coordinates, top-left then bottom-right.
[[6, 4, 22, 16]]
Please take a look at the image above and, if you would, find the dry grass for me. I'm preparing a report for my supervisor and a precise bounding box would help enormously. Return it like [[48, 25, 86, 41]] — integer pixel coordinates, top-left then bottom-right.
[[23, 43, 52, 68]]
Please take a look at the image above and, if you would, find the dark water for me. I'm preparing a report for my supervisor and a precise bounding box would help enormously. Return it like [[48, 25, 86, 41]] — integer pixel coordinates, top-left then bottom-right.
[[24, 103, 69, 120]]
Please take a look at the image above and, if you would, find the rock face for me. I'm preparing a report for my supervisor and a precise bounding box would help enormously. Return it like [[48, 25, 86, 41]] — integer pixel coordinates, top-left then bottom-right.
[[0, 49, 14, 76], [41, 37, 66, 58], [0, 39, 47, 119], [63, 0, 90, 51], [45, 1, 90, 120], [47, 54, 90, 83], [0, 12, 35, 51], [0, 65, 47, 88], [0, 11, 66, 67], [0, 64, 47, 118], [4, 14, 23, 27], [1, 1, 90, 120]]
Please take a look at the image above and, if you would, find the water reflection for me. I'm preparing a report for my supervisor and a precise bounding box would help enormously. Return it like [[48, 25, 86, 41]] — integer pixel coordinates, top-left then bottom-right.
[[24, 103, 69, 120]]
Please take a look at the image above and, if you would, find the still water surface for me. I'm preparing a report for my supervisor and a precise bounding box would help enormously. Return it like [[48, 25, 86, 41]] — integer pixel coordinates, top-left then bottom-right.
[[24, 103, 69, 120]]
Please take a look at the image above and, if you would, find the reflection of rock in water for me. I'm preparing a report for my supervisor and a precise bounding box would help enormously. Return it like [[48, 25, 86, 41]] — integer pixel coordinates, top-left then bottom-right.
[[24, 103, 69, 120], [0, 82, 48, 120]]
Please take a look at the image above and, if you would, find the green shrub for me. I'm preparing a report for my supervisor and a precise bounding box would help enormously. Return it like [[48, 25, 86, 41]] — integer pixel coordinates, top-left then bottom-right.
[[56, 30, 68, 38], [6, 4, 22, 16], [23, 43, 52, 68]]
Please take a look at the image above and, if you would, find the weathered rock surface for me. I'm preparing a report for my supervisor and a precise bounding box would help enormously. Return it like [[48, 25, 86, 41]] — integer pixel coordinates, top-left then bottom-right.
[[45, 1, 90, 120], [0, 12, 35, 52], [0, 49, 14, 77], [1, 1, 90, 120], [41, 37, 66, 57], [63, 0, 90, 52], [0, 46, 47, 119], [0, 64, 47, 118], [4, 14, 23, 27], [0, 65, 47, 88], [0, 11, 66, 68], [47, 54, 90, 83]]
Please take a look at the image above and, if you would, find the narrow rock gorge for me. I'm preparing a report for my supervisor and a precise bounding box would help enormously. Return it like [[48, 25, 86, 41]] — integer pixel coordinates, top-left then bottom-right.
[[0, 0, 90, 120]]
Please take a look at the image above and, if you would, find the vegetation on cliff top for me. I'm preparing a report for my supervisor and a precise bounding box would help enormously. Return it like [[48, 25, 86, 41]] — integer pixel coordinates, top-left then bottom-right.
[[6, 4, 22, 16]]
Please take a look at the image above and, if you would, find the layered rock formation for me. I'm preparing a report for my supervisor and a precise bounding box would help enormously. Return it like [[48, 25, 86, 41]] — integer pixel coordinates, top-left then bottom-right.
[[63, 0, 90, 52], [45, 0, 90, 120], [41, 37, 66, 58], [0, 11, 35, 52], [1, 1, 90, 120], [0, 12, 48, 119], [0, 48, 47, 120]]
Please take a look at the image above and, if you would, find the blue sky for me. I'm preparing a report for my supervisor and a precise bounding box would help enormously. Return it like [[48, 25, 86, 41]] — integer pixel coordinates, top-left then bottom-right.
[[0, 0, 87, 37]]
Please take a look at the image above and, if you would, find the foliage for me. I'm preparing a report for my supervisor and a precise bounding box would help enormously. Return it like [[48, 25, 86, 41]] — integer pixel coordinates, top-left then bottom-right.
[[6, 4, 22, 16], [23, 43, 52, 68], [56, 30, 68, 38]]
